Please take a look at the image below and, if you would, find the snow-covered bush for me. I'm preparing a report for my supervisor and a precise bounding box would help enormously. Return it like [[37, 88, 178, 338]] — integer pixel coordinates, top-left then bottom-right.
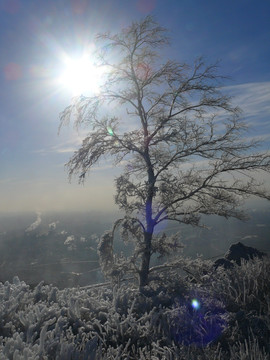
[[0, 256, 269, 359]]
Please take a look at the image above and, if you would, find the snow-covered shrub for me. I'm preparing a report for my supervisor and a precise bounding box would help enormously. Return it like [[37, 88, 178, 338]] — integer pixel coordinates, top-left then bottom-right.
[[0, 256, 269, 359], [209, 256, 270, 313]]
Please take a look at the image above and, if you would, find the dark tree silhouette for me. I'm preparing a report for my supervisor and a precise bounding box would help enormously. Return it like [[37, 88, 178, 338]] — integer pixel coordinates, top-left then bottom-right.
[[59, 17, 270, 288]]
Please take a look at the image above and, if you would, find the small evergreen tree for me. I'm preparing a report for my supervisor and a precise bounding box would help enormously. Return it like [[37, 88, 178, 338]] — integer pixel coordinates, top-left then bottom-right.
[[59, 17, 270, 288]]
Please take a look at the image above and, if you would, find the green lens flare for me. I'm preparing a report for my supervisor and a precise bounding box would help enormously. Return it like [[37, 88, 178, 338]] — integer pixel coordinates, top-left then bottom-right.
[[107, 127, 114, 136]]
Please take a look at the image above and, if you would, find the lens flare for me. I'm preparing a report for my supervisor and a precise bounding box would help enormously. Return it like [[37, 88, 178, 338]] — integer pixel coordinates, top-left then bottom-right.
[[71, 0, 88, 14], [107, 127, 114, 136], [191, 299, 200, 310], [3, 0, 21, 14], [136, 0, 156, 13], [4, 62, 22, 81]]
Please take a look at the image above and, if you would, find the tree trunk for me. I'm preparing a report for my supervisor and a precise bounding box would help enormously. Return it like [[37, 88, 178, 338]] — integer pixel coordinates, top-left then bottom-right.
[[139, 231, 152, 288], [139, 146, 155, 289]]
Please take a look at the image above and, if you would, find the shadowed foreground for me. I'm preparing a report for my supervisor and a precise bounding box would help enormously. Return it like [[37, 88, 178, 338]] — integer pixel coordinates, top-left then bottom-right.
[[0, 252, 269, 359]]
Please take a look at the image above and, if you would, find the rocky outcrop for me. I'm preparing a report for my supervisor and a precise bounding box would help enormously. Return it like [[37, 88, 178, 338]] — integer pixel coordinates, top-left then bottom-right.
[[214, 242, 266, 269], [213, 257, 234, 270]]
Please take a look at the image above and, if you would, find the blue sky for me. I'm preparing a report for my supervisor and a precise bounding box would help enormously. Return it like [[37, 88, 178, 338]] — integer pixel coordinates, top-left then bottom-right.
[[0, 0, 270, 213]]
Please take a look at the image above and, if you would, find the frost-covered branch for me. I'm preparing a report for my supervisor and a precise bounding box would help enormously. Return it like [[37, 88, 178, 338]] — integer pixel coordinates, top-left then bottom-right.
[[59, 16, 270, 288]]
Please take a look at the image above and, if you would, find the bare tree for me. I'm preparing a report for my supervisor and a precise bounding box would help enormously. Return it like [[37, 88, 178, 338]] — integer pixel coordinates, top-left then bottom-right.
[[59, 16, 270, 288]]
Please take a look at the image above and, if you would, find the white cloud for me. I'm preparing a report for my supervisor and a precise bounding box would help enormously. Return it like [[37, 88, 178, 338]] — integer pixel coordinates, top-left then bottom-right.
[[224, 82, 270, 123], [49, 221, 59, 230], [64, 235, 75, 245], [218, 81, 270, 148], [25, 211, 42, 232], [33, 133, 87, 155], [64, 235, 76, 251]]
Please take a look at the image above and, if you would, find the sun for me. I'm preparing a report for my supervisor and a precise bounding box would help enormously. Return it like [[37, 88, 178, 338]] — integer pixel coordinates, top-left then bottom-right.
[[58, 55, 104, 96]]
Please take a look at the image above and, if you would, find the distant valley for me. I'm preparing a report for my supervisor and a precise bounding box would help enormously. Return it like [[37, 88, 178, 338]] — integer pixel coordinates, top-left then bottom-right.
[[0, 208, 269, 288]]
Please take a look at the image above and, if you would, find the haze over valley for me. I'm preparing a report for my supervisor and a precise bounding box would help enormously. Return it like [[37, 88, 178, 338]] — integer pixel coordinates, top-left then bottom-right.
[[1, 206, 269, 288]]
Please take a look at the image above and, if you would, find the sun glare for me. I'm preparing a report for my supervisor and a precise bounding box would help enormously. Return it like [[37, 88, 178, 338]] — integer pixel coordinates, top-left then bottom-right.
[[59, 55, 104, 96]]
